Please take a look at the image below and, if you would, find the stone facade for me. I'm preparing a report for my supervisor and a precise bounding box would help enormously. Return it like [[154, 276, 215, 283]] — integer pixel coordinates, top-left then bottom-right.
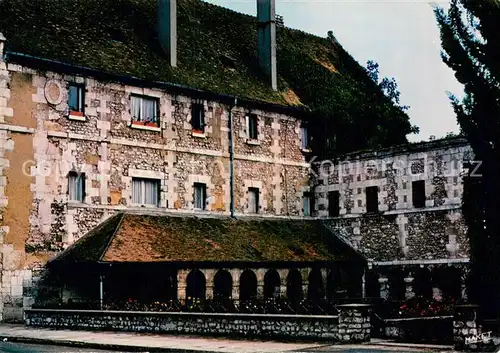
[[0, 38, 313, 321], [24, 309, 347, 341], [314, 138, 473, 301]]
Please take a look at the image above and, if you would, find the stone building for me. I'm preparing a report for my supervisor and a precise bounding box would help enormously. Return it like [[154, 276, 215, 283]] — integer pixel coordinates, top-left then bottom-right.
[[313, 136, 472, 303], [0, 0, 471, 323]]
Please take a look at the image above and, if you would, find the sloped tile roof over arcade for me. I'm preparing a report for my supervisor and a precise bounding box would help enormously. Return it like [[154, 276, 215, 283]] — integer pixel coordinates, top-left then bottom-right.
[[49, 213, 365, 265]]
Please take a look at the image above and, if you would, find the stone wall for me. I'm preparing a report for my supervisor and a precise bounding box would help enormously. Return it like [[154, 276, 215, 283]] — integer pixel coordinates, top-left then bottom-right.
[[337, 304, 371, 343], [25, 309, 340, 341], [316, 138, 472, 264]]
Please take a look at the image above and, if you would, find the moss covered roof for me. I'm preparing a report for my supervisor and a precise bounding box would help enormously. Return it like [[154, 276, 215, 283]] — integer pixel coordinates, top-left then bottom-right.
[[50, 213, 363, 264], [0, 0, 415, 153]]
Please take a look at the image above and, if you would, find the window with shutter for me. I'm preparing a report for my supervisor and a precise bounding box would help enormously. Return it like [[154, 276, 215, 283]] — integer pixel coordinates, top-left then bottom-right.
[[191, 103, 205, 132], [130, 95, 159, 127], [132, 178, 160, 206], [366, 186, 379, 213], [248, 187, 259, 213], [194, 183, 207, 210], [247, 114, 258, 140], [301, 126, 309, 150], [68, 83, 85, 116], [68, 172, 85, 202]]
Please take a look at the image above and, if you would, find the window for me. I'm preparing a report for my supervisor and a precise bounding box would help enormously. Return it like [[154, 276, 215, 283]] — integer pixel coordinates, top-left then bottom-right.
[[131, 95, 159, 126], [412, 180, 426, 208], [247, 114, 258, 140], [303, 192, 315, 216], [132, 178, 160, 206], [328, 191, 340, 217], [248, 187, 259, 213], [301, 126, 310, 150], [68, 172, 85, 202], [194, 183, 207, 210], [366, 186, 379, 213], [68, 84, 85, 115], [191, 103, 205, 132]]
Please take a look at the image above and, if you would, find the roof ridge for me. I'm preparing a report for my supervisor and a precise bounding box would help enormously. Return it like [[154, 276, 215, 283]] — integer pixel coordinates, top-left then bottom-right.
[[98, 212, 125, 262]]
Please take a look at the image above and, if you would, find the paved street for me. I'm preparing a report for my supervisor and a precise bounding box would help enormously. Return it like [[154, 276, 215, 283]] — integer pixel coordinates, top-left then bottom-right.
[[0, 324, 450, 353]]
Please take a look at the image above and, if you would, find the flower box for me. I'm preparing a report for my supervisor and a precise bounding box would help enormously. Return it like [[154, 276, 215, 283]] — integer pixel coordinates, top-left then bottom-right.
[[132, 121, 159, 128]]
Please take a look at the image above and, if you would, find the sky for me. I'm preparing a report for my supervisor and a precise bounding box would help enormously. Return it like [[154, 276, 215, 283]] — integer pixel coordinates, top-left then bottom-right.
[[205, 0, 465, 142]]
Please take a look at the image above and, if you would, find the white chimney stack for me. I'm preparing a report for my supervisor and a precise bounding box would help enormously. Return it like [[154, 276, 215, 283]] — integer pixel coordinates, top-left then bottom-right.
[[257, 0, 277, 91], [158, 0, 177, 67]]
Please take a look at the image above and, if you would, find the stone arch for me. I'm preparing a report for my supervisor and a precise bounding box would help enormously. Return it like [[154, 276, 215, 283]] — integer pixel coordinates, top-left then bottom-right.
[[365, 270, 380, 299], [432, 266, 461, 301], [264, 269, 280, 299], [214, 270, 233, 300], [186, 269, 206, 301], [239, 270, 258, 302], [286, 269, 303, 307], [413, 267, 432, 300], [307, 268, 325, 301], [387, 268, 405, 301]]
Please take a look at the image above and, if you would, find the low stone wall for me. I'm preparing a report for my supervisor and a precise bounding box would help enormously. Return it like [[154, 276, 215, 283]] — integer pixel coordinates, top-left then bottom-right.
[[383, 316, 453, 344], [337, 304, 371, 343], [25, 309, 339, 341]]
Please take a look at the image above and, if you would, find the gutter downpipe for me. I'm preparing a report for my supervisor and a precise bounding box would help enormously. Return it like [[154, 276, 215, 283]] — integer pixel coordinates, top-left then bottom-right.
[[229, 98, 237, 218]]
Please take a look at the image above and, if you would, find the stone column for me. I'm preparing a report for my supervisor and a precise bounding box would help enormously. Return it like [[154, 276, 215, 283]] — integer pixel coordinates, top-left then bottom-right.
[[337, 304, 371, 343], [230, 269, 241, 301], [460, 267, 468, 302], [454, 304, 483, 351], [202, 269, 216, 300], [378, 277, 389, 300], [256, 269, 266, 299], [404, 277, 415, 300], [176, 270, 189, 302], [278, 269, 289, 298]]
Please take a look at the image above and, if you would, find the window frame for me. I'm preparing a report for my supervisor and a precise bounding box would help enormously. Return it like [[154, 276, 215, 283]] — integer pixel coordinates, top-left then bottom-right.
[[300, 125, 310, 150], [68, 83, 85, 117], [193, 182, 207, 210], [365, 186, 379, 213], [328, 190, 340, 217], [130, 94, 160, 128], [131, 177, 160, 207], [248, 187, 260, 214], [412, 180, 426, 208], [68, 171, 85, 202], [191, 102, 205, 133], [303, 192, 315, 217], [247, 114, 259, 140]]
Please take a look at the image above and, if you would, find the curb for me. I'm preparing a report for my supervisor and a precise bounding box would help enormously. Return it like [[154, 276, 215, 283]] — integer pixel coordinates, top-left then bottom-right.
[[0, 335, 217, 353]]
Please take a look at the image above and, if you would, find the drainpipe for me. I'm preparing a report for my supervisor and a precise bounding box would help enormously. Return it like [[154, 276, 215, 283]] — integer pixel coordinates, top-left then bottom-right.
[[229, 98, 237, 218]]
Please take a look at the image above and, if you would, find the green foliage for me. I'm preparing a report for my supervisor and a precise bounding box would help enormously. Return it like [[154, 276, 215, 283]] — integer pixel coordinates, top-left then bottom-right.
[[0, 0, 416, 155], [435, 0, 500, 316]]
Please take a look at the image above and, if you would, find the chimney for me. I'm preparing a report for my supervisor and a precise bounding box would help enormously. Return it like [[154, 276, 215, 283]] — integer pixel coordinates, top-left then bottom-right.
[[158, 0, 177, 67], [257, 0, 277, 91]]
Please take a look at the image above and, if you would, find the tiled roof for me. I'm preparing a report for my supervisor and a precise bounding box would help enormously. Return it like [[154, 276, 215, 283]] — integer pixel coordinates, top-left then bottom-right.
[[49, 213, 364, 264], [0, 1, 412, 136]]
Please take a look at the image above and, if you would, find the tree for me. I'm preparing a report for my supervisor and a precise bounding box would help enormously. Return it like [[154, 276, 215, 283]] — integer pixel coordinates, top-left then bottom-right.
[[366, 60, 410, 112], [435, 0, 500, 316]]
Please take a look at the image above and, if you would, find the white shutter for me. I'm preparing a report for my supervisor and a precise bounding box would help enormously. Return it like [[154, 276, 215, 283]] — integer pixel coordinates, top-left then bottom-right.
[[303, 196, 310, 216]]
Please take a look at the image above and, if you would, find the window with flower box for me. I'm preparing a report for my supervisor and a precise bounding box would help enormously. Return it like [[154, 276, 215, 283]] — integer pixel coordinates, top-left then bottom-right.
[[68, 83, 85, 121], [130, 95, 160, 129]]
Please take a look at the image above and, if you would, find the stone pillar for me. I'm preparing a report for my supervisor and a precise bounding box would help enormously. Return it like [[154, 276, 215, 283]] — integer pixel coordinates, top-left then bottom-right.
[[337, 304, 371, 343], [278, 269, 288, 298], [256, 269, 265, 299], [378, 277, 389, 300], [203, 269, 215, 300], [404, 277, 415, 300], [230, 269, 241, 302], [460, 268, 468, 302], [176, 270, 189, 304], [454, 304, 483, 351]]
